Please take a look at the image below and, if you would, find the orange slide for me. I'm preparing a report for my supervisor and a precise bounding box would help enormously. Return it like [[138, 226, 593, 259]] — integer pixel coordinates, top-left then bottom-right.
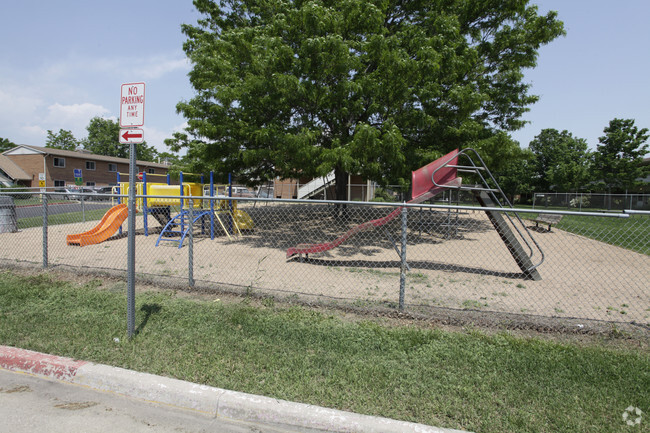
[[66, 204, 129, 246]]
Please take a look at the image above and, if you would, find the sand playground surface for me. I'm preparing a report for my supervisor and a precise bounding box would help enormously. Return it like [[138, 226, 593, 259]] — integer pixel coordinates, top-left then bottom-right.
[[1, 204, 648, 325]]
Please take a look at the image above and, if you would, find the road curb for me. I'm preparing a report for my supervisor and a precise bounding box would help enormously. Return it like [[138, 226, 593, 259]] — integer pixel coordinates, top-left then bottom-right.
[[0, 345, 469, 433]]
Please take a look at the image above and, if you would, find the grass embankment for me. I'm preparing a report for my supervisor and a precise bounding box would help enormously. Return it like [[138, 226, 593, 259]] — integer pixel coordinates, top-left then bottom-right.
[[506, 206, 648, 255], [554, 214, 649, 255], [17, 208, 109, 230], [1, 271, 647, 432]]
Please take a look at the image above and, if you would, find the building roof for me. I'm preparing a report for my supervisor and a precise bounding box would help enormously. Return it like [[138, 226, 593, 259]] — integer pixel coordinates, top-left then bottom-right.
[[0, 154, 31, 181], [2, 145, 169, 169]]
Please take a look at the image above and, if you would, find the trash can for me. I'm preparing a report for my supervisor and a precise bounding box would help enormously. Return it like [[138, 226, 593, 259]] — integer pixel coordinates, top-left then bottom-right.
[[0, 196, 17, 233]]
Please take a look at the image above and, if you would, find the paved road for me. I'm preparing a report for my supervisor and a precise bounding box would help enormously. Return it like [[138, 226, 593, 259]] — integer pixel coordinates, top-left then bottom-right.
[[0, 368, 316, 433], [16, 201, 113, 219]]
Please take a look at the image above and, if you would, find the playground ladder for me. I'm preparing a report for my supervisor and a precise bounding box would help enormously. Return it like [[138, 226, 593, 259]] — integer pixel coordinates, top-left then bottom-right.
[[156, 210, 212, 249], [430, 148, 544, 280]]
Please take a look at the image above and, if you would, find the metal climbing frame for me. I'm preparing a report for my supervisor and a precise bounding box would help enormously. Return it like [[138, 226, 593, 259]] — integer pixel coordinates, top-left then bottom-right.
[[430, 148, 545, 280]]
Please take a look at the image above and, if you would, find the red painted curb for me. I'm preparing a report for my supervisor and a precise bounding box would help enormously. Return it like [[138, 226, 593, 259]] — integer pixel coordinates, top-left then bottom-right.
[[0, 346, 87, 381]]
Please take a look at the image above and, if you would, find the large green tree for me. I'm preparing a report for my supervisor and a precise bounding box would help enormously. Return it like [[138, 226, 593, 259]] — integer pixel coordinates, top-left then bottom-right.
[[82, 117, 158, 162], [528, 129, 590, 192], [169, 0, 564, 198], [591, 118, 649, 193], [45, 129, 78, 151]]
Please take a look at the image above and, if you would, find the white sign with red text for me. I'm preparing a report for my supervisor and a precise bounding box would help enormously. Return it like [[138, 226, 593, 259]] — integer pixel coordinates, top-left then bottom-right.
[[120, 82, 145, 127]]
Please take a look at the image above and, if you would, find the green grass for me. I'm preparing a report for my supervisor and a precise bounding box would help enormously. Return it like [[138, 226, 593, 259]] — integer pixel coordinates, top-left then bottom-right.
[[13, 197, 70, 206], [555, 214, 649, 255], [1, 271, 648, 433], [17, 208, 109, 229], [521, 213, 649, 255]]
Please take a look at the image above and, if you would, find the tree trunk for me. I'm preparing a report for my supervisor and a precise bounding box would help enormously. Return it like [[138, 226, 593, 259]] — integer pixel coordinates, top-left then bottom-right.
[[335, 166, 348, 201], [334, 166, 349, 218]]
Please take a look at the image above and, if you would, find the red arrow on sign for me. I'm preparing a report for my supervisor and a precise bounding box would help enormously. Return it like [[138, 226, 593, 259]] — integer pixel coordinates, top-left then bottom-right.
[[122, 130, 142, 140], [119, 128, 144, 144]]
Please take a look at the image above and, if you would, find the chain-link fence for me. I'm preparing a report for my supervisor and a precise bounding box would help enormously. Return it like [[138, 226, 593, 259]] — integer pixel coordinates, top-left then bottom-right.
[[533, 192, 650, 212], [1, 191, 648, 327]]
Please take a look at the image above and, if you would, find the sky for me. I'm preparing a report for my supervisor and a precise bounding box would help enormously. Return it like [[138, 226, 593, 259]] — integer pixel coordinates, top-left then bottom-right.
[[1, 1, 649, 155]]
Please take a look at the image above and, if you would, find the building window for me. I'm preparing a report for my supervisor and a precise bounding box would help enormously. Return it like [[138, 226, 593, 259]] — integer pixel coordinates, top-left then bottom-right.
[[86, 161, 96, 170], [147, 168, 155, 174], [54, 180, 65, 187], [86, 182, 95, 187], [53, 157, 65, 168], [108, 163, 117, 172]]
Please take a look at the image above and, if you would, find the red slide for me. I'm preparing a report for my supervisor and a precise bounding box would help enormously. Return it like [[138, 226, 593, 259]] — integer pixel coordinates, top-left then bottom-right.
[[286, 150, 460, 258], [66, 204, 130, 247]]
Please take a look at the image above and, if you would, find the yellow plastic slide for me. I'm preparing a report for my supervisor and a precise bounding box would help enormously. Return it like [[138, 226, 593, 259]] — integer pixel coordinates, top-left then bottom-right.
[[66, 204, 129, 246]]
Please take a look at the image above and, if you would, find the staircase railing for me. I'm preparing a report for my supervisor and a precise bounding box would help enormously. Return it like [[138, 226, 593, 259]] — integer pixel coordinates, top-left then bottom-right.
[[297, 171, 335, 199]]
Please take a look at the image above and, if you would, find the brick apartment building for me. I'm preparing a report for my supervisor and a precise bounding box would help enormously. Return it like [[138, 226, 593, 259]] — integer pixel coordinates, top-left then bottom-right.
[[0, 145, 169, 188]]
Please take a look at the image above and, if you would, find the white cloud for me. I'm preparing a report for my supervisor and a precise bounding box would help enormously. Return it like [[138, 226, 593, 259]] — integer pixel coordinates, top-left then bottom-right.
[[45, 103, 112, 138], [135, 56, 191, 80], [81, 51, 190, 80], [0, 87, 44, 120], [143, 121, 188, 153], [19, 125, 48, 143]]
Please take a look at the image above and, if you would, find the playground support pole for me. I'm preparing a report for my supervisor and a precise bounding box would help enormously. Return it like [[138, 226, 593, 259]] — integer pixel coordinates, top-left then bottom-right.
[[228, 173, 233, 234], [42, 193, 48, 269], [127, 142, 136, 339], [188, 198, 194, 288], [117, 172, 122, 235], [210, 171, 215, 240], [399, 205, 407, 310], [143, 172, 148, 236], [180, 172, 185, 234]]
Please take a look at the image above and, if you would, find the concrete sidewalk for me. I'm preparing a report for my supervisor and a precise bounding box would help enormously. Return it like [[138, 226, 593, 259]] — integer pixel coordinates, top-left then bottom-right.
[[0, 345, 470, 433]]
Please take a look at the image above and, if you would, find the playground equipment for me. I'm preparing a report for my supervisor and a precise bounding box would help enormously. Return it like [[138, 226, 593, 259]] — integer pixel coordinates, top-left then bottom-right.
[[117, 171, 254, 249], [66, 204, 130, 246], [286, 148, 544, 281], [67, 171, 254, 248]]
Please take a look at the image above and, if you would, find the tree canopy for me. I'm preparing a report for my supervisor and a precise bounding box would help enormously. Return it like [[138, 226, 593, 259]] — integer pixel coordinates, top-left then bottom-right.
[[169, 0, 565, 198], [528, 128, 590, 192], [591, 118, 649, 193], [0, 137, 16, 153], [45, 129, 79, 151]]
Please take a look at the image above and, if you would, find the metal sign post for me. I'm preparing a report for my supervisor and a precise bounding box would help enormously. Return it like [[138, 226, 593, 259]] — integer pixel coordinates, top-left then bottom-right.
[[120, 82, 145, 338], [127, 142, 136, 338]]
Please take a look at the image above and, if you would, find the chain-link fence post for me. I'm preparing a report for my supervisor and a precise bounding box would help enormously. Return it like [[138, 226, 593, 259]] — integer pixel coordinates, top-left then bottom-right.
[[188, 198, 194, 288], [399, 205, 407, 310], [81, 194, 86, 223], [42, 193, 48, 268]]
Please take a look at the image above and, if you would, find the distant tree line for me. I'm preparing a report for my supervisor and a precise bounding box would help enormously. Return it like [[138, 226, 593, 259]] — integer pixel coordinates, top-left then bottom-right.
[[494, 118, 649, 202]]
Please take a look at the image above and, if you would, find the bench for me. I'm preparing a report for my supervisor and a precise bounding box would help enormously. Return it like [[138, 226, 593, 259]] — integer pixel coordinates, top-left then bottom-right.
[[531, 213, 563, 232]]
